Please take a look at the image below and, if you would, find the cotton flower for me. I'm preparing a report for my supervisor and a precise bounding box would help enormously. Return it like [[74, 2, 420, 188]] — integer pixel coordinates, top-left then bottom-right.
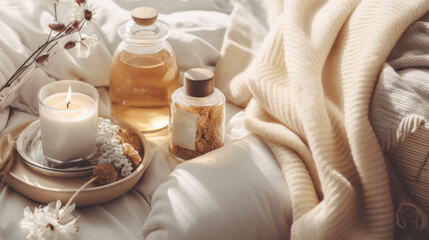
[[21, 200, 78, 240], [77, 33, 98, 58], [67, 4, 85, 22]]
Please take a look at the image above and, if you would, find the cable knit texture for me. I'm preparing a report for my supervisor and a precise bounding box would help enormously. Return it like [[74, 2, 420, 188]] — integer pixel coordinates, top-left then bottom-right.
[[215, 0, 429, 239]]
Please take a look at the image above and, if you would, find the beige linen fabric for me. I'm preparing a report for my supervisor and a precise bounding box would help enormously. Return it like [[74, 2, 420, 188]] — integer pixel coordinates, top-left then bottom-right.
[[215, 0, 429, 239]]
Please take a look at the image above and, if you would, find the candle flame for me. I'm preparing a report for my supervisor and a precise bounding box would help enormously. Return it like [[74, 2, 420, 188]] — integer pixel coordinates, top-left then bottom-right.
[[66, 86, 72, 109]]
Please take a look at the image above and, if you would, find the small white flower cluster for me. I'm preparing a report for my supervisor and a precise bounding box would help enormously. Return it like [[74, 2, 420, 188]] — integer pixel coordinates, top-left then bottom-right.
[[97, 141, 133, 177], [95, 118, 133, 177], [97, 118, 120, 142]]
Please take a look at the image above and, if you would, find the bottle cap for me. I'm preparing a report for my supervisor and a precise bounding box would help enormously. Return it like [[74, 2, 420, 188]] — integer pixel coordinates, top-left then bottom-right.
[[118, 7, 169, 43], [131, 7, 158, 26], [184, 68, 215, 97]]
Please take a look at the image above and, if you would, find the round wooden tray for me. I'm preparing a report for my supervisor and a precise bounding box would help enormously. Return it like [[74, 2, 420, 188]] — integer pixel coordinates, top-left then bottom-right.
[[0, 116, 151, 206]]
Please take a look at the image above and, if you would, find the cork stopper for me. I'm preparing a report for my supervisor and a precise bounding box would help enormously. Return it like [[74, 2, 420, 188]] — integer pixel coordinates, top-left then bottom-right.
[[184, 68, 215, 97], [131, 7, 158, 26]]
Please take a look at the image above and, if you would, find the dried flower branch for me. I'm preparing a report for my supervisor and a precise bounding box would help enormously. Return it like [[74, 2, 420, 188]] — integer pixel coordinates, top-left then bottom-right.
[[49, 21, 66, 32], [64, 41, 76, 50], [0, 0, 97, 106], [84, 9, 93, 21], [75, 0, 86, 6]]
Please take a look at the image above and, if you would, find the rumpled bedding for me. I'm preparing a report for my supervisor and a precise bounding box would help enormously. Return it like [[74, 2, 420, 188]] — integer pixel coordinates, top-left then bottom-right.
[[0, 0, 293, 240]]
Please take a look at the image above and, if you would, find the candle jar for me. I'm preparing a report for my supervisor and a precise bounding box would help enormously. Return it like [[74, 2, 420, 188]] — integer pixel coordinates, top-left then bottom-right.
[[169, 68, 225, 161], [110, 7, 180, 132], [38, 80, 99, 163]]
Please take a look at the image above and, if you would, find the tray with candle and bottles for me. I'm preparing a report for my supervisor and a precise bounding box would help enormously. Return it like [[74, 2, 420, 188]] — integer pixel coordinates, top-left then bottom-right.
[[0, 116, 151, 206]]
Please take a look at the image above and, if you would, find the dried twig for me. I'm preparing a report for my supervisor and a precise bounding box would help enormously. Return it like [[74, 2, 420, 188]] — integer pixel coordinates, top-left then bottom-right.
[[0, 0, 95, 104]]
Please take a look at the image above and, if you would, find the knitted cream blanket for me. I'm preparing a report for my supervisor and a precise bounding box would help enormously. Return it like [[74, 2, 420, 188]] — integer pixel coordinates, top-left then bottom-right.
[[215, 0, 429, 239]]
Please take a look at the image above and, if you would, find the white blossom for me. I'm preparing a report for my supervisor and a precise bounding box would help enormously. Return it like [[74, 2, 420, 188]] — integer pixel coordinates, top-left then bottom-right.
[[77, 33, 98, 58], [21, 200, 78, 240]]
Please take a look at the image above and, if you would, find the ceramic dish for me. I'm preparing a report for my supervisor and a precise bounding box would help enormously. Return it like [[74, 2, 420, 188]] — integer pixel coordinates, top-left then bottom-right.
[[0, 116, 151, 206]]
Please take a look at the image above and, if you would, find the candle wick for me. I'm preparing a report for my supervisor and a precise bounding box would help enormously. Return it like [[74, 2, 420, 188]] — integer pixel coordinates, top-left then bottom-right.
[[67, 101, 71, 109]]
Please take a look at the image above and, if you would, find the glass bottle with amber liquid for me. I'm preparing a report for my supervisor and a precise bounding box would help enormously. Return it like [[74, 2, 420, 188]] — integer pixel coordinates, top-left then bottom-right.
[[110, 7, 179, 132]]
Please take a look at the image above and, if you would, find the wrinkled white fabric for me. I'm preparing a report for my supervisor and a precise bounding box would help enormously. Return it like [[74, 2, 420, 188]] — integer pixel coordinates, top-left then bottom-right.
[[142, 135, 291, 240]]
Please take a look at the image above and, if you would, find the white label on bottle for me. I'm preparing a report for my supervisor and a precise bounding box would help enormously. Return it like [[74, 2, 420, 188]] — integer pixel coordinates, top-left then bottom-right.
[[172, 105, 197, 150]]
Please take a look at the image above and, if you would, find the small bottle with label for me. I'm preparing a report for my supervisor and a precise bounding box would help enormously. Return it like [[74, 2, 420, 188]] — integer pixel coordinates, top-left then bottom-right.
[[169, 68, 225, 161]]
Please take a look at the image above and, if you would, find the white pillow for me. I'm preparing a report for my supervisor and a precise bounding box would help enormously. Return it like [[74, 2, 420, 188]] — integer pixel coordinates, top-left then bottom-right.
[[142, 135, 291, 240]]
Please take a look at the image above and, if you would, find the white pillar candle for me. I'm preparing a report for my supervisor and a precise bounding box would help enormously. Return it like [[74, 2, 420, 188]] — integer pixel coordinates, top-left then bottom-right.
[[38, 80, 99, 162]]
